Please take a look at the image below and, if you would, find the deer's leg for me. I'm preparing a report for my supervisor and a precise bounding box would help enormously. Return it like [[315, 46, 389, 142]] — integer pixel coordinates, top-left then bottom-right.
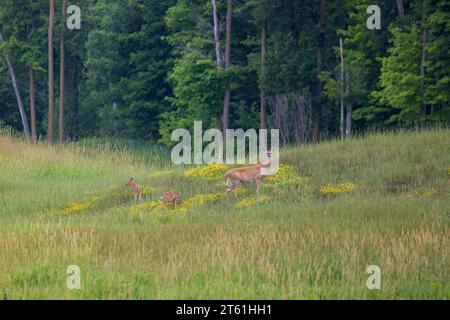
[[227, 180, 233, 192], [255, 176, 262, 197], [233, 182, 240, 199]]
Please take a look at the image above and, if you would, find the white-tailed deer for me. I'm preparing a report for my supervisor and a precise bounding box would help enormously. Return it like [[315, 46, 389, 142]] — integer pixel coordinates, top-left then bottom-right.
[[226, 150, 272, 197], [160, 190, 181, 208], [126, 177, 142, 202]]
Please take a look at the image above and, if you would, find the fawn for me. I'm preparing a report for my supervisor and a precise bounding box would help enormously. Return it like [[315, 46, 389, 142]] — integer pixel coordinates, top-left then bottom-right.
[[126, 177, 142, 202], [160, 190, 181, 208]]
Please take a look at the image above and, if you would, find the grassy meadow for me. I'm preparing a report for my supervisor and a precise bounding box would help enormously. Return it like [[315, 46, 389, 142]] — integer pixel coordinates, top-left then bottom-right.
[[0, 128, 449, 299]]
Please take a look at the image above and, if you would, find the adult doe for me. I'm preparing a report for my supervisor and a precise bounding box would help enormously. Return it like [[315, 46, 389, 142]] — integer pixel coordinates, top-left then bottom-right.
[[225, 150, 272, 197]]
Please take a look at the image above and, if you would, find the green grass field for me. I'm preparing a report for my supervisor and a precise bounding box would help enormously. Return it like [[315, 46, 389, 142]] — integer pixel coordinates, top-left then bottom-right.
[[0, 128, 449, 299]]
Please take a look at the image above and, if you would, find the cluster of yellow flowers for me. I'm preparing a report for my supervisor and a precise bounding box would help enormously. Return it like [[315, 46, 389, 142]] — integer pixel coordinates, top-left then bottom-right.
[[141, 185, 155, 196], [185, 164, 228, 182], [320, 182, 357, 195], [235, 195, 270, 208], [175, 193, 222, 213], [447, 166, 450, 176], [264, 165, 308, 187], [129, 200, 165, 216], [63, 194, 101, 214], [129, 192, 222, 215], [234, 188, 250, 196]]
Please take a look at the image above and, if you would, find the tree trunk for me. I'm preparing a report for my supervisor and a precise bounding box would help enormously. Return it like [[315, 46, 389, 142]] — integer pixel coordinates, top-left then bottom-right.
[[345, 71, 352, 136], [48, 0, 55, 144], [312, 0, 326, 143], [29, 68, 37, 143], [293, 94, 309, 145], [275, 96, 282, 141], [339, 38, 345, 139], [71, 67, 80, 140], [211, 0, 223, 129], [222, 0, 233, 133], [260, 22, 267, 130], [0, 32, 31, 142], [396, 0, 405, 17], [59, 0, 66, 144], [420, 7, 428, 129], [215, 112, 223, 131], [211, 0, 222, 68]]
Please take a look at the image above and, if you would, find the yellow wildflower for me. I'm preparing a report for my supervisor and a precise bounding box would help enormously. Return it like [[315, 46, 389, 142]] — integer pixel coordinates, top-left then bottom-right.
[[265, 165, 308, 187], [63, 202, 88, 214], [235, 188, 250, 196], [62, 194, 101, 214], [141, 185, 155, 196], [185, 164, 228, 182], [320, 182, 357, 195], [62, 193, 101, 214], [129, 200, 165, 216], [235, 195, 270, 208], [175, 192, 222, 212]]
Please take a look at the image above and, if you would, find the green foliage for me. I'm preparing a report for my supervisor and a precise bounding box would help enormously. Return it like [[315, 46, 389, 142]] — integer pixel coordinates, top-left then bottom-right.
[[0, 0, 448, 143], [83, 0, 175, 139], [378, 25, 423, 124], [426, 0, 450, 121]]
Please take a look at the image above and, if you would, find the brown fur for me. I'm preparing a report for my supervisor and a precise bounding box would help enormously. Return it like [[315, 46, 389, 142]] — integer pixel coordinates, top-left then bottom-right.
[[160, 190, 181, 208], [226, 151, 272, 197], [126, 177, 142, 202]]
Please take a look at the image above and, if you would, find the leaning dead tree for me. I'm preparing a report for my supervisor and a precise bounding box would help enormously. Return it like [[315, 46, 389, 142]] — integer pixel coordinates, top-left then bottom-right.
[[0, 32, 31, 142], [293, 94, 312, 144], [269, 92, 312, 145]]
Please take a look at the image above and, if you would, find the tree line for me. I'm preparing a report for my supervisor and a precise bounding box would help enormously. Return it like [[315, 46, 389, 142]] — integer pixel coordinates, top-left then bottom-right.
[[0, 0, 448, 146]]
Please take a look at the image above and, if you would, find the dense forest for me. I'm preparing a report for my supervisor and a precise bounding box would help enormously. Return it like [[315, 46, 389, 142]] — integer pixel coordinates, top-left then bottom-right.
[[0, 0, 449, 146]]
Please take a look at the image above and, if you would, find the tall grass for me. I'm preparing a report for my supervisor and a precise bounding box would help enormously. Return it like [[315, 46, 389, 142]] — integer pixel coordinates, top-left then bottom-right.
[[0, 128, 449, 299]]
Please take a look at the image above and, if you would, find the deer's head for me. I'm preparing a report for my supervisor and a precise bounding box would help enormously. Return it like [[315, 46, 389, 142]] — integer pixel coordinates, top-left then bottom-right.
[[126, 177, 135, 187]]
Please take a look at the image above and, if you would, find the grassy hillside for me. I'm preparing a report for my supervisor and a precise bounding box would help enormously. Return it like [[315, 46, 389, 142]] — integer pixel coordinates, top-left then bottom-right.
[[0, 128, 449, 299]]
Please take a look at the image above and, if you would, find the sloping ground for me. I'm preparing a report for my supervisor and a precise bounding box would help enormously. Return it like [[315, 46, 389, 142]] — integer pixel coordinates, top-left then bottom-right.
[[0, 129, 449, 299]]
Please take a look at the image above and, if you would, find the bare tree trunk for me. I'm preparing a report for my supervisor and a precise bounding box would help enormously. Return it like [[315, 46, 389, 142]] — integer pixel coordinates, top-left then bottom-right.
[[345, 71, 352, 136], [59, 0, 66, 144], [293, 94, 310, 145], [29, 67, 37, 142], [212, 0, 222, 68], [396, 0, 405, 17], [339, 38, 345, 139], [0, 32, 31, 142], [48, 0, 55, 144], [275, 96, 282, 135], [312, 0, 326, 143], [215, 112, 223, 131], [420, 7, 428, 129], [212, 0, 223, 129], [222, 0, 233, 133], [260, 22, 267, 130], [294, 111, 302, 144]]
